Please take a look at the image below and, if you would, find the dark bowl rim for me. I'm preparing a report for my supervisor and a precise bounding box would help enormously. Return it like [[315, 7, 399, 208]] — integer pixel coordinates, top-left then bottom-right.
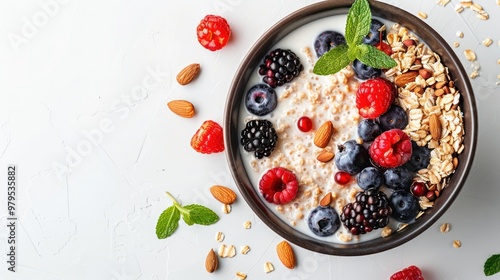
[[223, 0, 478, 256]]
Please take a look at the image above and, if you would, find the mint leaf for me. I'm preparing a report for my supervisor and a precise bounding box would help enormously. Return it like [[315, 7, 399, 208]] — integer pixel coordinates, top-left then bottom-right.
[[183, 204, 220, 225], [313, 44, 350, 75], [356, 44, 397, 69], [345, 0, 371, 46], [484, 254, 500, 276], [156, 205, 180, 239]]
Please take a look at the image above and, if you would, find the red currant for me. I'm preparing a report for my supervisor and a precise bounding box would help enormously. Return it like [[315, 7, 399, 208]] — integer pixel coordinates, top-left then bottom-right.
[[334, 171, 351, 185], [411, 182, 427, 197], [297, 116, 313, 132], [376, 41, 392, 56]]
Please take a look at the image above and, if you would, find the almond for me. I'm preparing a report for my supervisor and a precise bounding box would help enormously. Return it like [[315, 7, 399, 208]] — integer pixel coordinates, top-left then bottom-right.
[[176, 63, 200, 85], [276, 240, 296, 269], [205, 248, 218, 273], [210, 185, 237, 205], [316, 150, 334, 163], [167, 100, 195, 118], [394, 71, 419, 87], [429, 114, 442, 141], [419, 68, 432, 80], [313, 121, 333, 148], [319, 192, 332, 207]]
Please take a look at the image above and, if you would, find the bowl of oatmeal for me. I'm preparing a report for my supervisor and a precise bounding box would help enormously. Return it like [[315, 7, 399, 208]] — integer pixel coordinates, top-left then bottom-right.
[[224, 0, 477, 255]]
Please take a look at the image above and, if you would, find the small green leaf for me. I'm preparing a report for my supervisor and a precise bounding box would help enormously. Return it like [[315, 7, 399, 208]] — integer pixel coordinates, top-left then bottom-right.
[[181, 211, 194, 226], [356, 44, 397, 69], [345, 0, 371, 46], [484, 254, 500, 276], [156, 205, 181, 239], [183, 204, 220, 225], [313, 44, 350, 75]]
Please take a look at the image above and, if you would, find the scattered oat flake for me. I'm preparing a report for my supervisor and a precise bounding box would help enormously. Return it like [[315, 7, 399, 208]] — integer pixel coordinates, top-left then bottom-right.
[[215, 231, 225, 242], [437, 0, 450, 6], [456, 31, 464, 38], [417, 11, 428, 19], [453, 240, 462, 248], [243, 221, 252, 229], [464, 49, 476, 61], [455, 4, 464, 13], [440, 223, 450, 233], [222, 204, 231, 214], [264, 262, 275, 273], [236, 271, 247, 280], [476, 10, 489, 20], [470, 70, 479, 79], [483, 38, 493, 47], [241, 245, 251, 255], [453, 42, 460, 48]]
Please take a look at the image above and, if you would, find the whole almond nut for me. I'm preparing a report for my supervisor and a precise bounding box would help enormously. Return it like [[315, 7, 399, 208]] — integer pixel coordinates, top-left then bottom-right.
[[313, 121, 333, 148], [176, 63, 200, 85], [210, 185, 237, 204], [419, 68, 432, 79], [319, 192, 332, 207], [394, 71, 419, 87], [429, 114, 442, 141], [276, 240, 296, 269], [167, 100, 195, 118], [316, 150, 334, 163], [205, 248, 218, 273]]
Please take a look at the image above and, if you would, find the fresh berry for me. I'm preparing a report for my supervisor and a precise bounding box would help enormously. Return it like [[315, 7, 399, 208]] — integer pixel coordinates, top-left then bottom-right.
[[335, 140, 370, 175], [356, 77, 396, 119], [357, 119, 382, 142], [314, 30, 346, 57], [196, 15, 231, 51], [404, 141, 431, 172], [297, 116, 313, 132], [258, 48, 303, 88], [389, 190, 420, 223], [390, 265, 424, 280], [369, 129, 412, 168], [190, 120, 224, 154], [376, 40, 392, 56], [334, 171, 352, 185], [384, 166, 412, 191], [352, 59, 382, 80], [307, 206, 341, 237], [259, 167, 298, 204], [357, 167, 384, 191], [378, 105, 409, 131], [340, 189, 392, 235], [245, 84, 277, 116], [362, 19, 386, 46], [240, 119, 278, 159], [411, 182, 427, 197]]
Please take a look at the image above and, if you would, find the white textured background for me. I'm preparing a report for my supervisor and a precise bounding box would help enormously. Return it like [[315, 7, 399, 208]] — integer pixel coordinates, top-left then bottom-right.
[[0, 0, 499, 279]]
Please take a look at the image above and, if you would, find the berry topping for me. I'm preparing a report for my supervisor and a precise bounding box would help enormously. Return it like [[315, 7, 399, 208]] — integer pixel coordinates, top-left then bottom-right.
[[258, 48, 304, 88], [390, 265, 424, 280], [378, 105, 409, 131], [357, 119, 382, 142], [259, 167, 298, 204], [297, 116, 313, 132], [357, 167, 384, 191], [335, 140, 370, 175], [411, 182, 427, 197], [240, 119, 278, 159], [389, 190, 420, 223], [334, 171, 352, 185], [340, 189, 392, 235], [369, 129, 412, 168], [356, 77, 396, 119], [307, 206, 341, 237], [376, 40, 393, 56], [384, 166, 413, 191], [196, 15, 231, 51], [190, 120, 224, 154], [362, 19, 386, 46], [352, 59, 382, 80], [404, 141, 431, 172], [245, 84, 277, 116], [314, 30, 346, 57]]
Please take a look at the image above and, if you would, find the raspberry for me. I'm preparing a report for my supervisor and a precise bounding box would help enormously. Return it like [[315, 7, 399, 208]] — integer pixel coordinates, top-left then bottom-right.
[[259, 167, 298, 204], [390, 265, 424, 280], [369, 129, 412, 168], [356, 77, 396, 119], [190, 120, 224, 154], [196, 15, 231, 51]]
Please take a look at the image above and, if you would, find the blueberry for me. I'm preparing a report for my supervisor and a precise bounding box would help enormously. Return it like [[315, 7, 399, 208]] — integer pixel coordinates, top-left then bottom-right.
[[307, 206, 340, 237], [405, 141, 431, 172], [357, 167, 384, 191], [389, 190, 419, 223], [378, 105, 408, 131], [335, 140, 370, 175], [245, 84, 277, 116], [352, 59, 382, 80], [384, 166, 412, 191], [314, 31, 346, 57], [357, 119, 382, 142], [362, 19, 386, 46]]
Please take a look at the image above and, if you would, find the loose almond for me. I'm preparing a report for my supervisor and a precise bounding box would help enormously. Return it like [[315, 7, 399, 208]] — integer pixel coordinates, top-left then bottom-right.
[[313, 121, 333, 148], [394, 71, 419, 87], [429, 114, 442, 141], [316, 150, 334, 163], [167, 100, 195, 118], [210, 185, 237, 204], [176, 63, 200, 85], [419, 68, 432, 79], [205, 249, 218, 273], [319, 192, 332, 206], [276, 240, 296, 269]]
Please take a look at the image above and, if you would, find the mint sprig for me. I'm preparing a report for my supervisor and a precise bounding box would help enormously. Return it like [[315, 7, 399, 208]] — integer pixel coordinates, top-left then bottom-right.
[[156, 192, 219, 239], [313, 0, 397, 75], [484, 254, 500, 276]]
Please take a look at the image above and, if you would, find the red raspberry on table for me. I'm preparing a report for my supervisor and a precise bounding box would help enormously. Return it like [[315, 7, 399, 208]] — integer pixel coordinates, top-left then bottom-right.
[[196, 15, 231, 51], [369, 129, 412, 168], [356, 77, 396, 119], [259, 167, 299, 204], [190, 120, 224, 154], [390, 265, 424, 280]]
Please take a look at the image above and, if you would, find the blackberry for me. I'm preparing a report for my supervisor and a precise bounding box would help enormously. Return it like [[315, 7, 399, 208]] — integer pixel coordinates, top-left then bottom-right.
[[240, 119, 278, 159], [340, 189, 392, 235], [258, 48, 304, 88]]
